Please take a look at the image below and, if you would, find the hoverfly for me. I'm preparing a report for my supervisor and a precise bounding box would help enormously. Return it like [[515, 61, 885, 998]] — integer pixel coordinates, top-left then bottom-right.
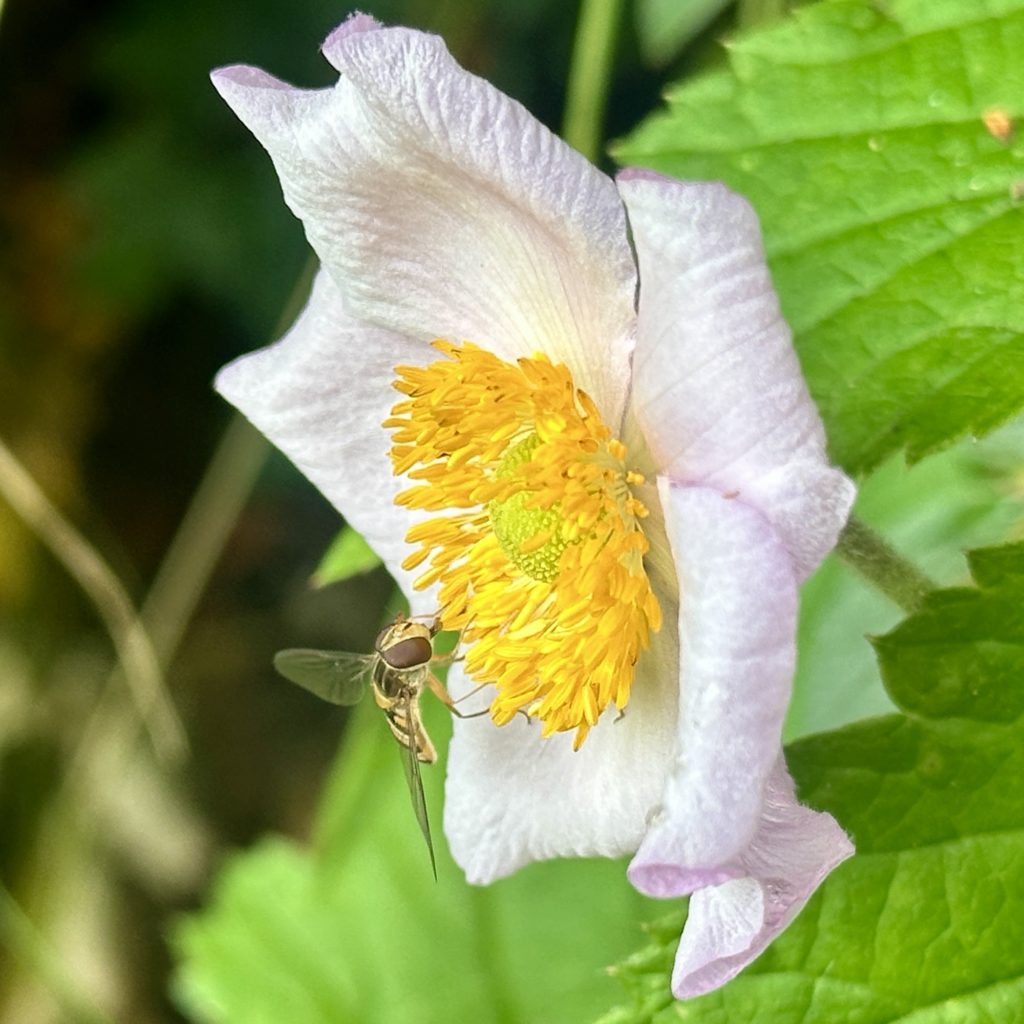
[[273, 616, 454, 877]]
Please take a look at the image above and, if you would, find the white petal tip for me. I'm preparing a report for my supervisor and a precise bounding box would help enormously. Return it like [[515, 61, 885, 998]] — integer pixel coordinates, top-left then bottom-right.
[[667, 813, 855, 999], [322, 12, 384, 68], [210, 63, 288, 97], [212, 355, 247, 406], [210, 64, 300, 139]]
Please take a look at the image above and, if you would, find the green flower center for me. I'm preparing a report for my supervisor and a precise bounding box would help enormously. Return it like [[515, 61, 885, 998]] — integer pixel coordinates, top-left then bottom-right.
[[488, 434, 567, 584]]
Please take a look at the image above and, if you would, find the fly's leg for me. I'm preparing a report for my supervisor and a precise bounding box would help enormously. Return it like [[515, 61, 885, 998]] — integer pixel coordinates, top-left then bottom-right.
[[430, 650, 464, 666], [426, 673, 491, 719], [383, 608, 443, 631], [428, 624, 465, 662], [427, 674, 533, 724]]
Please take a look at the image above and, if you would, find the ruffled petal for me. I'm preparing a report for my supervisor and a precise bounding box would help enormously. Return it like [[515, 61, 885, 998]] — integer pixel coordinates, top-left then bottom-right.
[[668, 760, 854, 997], [617, 171, 854, 579], [215, 270, 432, 608], [629, 482, 797, 889], [211, 21, 637, 425], [626, 483, 852, 995], [443, 612, 680, 883]]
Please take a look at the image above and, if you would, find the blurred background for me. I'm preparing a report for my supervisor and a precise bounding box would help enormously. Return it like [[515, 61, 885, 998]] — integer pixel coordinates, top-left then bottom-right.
[[0, 0, 1021, 1022]]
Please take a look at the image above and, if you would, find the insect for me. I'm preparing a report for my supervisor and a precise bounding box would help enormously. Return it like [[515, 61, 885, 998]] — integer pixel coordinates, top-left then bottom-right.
[[273, 616, 454, 877]]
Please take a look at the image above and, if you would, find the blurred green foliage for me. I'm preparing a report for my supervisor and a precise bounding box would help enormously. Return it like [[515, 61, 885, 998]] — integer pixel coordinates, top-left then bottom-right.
[[174, 696, 661, 1024], [313, 526, 383, 587]]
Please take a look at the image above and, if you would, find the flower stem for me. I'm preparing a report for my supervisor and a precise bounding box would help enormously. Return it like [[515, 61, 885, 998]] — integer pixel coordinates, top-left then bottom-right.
[[563, 0, 626, 162], [0, 883, 115, 1024], [138, 413, 268, 663], [0, 434, 186, 763], [835, 516, 937, 614]]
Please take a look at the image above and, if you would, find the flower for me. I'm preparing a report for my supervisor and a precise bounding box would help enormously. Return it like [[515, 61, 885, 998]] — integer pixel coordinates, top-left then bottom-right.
[[211, 14, 857, 998]]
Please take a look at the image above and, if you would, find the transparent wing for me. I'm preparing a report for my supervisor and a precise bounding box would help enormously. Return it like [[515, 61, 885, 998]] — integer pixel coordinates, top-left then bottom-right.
[[397, 716, 437, 880], [273, 648, 371, 706]]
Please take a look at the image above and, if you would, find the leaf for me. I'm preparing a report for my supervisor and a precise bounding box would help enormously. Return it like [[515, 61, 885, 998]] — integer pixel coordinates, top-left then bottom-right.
[[601, 541, 1024, 1022], [634, 0, 733, 67], [786, 421, 1024, 740], [311, 524, 382, 587], [874, 540, 1024, 723], [615, 0, 1024, 474], [172, 695, 661, 1024], [595, 915, 684, 1024]]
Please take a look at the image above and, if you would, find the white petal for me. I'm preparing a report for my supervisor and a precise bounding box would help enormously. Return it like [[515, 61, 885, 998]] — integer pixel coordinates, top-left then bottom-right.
[[322, 11, 381, 42], [669, 760, 854, 997], [215, 270, 432, 609], [618, 171, 855, 579], [211, 25, 637, 425], [443, 612, 680, 883], [629, 482, 797, 887]]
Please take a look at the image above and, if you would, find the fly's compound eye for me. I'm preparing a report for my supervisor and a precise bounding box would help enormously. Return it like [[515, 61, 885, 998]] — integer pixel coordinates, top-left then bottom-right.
[[381, 635, 433, 670]]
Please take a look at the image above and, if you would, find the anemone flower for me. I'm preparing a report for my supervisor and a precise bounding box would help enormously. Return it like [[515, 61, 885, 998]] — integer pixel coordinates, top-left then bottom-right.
[[211, 13, 856, 998]]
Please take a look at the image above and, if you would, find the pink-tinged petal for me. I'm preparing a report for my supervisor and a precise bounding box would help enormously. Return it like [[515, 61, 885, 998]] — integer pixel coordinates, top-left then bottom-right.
[[322, 11, 381, 45], [669, 760, 854, 997], [211, 27, 637, 426], [629, 482, 796, 889], [214, 270, 432, 610], [443, 613, 680, 883], [617, 172, 855, 579]]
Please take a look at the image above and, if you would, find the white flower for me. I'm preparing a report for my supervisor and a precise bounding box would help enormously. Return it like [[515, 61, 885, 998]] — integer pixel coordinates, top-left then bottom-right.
[[212, 13, 856, 997]]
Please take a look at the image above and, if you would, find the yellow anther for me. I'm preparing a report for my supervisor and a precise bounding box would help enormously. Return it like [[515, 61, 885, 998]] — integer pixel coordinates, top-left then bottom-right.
[[386, 343, 660, 746]]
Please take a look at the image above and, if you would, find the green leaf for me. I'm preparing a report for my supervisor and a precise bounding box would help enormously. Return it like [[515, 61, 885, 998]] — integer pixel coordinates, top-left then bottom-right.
[[311, 524, 382, 587], [786, 421, 1024, 740], [172, 691, 660, 1024], [969, 541, 1024, 587], [634, 0, 732, 67], [596, 914, 684, 1024], [602, 541, 1024, 1022], [615, 0, 1024, 474], [874, 540, 1024, 722]]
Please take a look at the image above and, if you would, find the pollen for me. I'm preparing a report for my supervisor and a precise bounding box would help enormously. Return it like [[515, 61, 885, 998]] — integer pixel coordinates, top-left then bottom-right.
[[387, 341, 661, 748]]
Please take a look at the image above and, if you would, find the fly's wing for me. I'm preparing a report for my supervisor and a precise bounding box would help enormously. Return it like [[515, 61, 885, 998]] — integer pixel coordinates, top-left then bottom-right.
[[273, 649, 370, 706], [397, 712, 437, 880]]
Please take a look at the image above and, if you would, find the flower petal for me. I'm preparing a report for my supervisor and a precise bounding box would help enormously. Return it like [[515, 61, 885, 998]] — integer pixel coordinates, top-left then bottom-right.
[[214, 270, 432, 608], [443, 614, 680, 883], [669, 760, 854, 997], [617, 171, 855, 579], [211, 22, 637, 425], [626, 483, 852, 995], [629, 482, 797, 889]]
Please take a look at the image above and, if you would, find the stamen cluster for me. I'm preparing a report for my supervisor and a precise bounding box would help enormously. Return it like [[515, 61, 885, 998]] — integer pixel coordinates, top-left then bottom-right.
[[387, 342, 661, 747]]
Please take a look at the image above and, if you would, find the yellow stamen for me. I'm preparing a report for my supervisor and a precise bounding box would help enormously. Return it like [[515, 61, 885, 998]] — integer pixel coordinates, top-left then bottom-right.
[[387, 342, 660, 746]]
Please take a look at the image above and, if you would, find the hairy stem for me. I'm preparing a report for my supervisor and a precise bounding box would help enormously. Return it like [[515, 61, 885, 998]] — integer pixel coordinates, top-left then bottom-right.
[[563, 0, 626, 162], [836, 515, 937, 614]]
